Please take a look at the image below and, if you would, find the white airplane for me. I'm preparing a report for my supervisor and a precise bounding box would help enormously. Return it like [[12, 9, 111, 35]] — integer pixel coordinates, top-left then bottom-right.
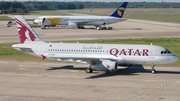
[[33, 2, 128, 30], [12, 16, 178, 74]]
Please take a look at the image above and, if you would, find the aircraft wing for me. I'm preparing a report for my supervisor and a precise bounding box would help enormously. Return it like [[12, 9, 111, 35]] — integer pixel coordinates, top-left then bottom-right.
[[52, 56, 125, 64], [68, 19, 101, 25]]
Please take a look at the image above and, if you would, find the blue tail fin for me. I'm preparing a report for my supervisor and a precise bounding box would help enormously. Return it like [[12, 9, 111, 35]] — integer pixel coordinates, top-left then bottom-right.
[[110, 2, 128, 18]]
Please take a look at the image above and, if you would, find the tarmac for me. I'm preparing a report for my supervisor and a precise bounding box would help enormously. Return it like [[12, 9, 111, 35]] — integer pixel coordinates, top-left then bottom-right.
[[0, 15, 180, 101], [0, 60, 180, 101]]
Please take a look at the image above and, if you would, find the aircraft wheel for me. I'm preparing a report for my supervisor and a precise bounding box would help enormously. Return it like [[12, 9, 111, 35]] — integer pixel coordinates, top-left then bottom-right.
[[152, 70, 156, 74], [96, 27, 102, 30], [85, 68, 93, 73]]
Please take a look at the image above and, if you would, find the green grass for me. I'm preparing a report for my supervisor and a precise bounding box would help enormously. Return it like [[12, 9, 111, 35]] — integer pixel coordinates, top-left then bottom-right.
[[124, 8, 180, 23], [0, 16, 14, 20], [0, 38, 180, 67], [69, 8, 180, 23], [28, 10, 70, 15]]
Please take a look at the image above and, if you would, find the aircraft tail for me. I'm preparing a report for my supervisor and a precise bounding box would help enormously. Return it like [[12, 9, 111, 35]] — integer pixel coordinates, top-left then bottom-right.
[[110, 2, 128, 18], [15, 16, 44, 44]]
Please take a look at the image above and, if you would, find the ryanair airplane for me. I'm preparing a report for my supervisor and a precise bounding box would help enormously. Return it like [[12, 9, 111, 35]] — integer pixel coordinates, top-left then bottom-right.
[[13, 16, 178, 74], [33, 2, 128, 30]]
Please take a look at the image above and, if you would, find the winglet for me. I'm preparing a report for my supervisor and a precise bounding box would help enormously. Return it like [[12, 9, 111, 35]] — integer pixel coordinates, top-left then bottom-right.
[[110, 2, 128, 18]]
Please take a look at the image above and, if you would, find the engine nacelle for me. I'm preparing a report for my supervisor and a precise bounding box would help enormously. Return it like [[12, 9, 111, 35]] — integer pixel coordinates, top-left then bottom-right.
[[68, 23, 77, 28], [92, 61, 118, 72]]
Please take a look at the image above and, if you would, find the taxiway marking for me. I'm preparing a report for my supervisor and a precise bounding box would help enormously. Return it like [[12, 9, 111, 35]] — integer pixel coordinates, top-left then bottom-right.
[[119, 76, 163, 101], [19, 68, 28, 70], [70, 70, 79, 72]]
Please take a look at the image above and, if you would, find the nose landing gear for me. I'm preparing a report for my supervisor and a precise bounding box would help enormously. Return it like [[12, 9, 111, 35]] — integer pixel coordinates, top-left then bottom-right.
[[151, 64, 156, 74]]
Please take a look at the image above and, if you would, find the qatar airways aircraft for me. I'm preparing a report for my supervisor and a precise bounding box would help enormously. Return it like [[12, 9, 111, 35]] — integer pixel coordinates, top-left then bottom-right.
[[12, 16, 178, 74], [33, 2, 128, 30]]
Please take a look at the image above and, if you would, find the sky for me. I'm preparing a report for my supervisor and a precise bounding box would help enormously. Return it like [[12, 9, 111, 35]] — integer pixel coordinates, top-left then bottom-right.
[[2, 0, 180, 2]]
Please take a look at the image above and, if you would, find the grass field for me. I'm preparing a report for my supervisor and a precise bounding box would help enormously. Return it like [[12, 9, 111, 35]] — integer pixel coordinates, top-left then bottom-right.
[[0, 16, 14, 20], [0, 38, 180, 67], [28, 10, 70, 15], [69, 8, 180, 23]]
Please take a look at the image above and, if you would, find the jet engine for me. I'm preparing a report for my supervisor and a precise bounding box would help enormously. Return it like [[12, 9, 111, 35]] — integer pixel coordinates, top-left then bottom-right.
[[68, 23, 77, 28], [92, 61, 118, 72]]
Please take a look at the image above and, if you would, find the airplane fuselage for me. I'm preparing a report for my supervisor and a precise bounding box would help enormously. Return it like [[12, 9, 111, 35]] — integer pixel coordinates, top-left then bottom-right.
[[12, 42, 178, 66], [34, 16, 127, 27]]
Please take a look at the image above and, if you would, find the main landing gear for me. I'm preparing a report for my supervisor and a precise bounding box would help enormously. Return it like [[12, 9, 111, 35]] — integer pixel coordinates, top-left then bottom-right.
[[77, 25, 85, 29], [96, 26, 102, 30], [151, 64, 156, 74], [85, 68, 93, 73]]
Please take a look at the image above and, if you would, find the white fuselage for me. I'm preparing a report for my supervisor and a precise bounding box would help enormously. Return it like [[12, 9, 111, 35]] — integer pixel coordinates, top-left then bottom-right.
[[34, 16, 127, 26], [12, 42, 178, 66]]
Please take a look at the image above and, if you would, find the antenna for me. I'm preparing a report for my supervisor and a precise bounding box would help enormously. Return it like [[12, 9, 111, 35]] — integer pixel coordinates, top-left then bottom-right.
[[151, 43, 153, 46]]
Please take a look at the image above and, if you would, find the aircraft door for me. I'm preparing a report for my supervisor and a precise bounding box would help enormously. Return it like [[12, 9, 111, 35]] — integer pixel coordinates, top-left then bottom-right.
[[149, 47, 155, 57], [42, 18, 46, 29]]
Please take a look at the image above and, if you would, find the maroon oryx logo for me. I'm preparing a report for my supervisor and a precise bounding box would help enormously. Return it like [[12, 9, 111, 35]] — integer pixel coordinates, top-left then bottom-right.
[[15, 18, 36, 43]]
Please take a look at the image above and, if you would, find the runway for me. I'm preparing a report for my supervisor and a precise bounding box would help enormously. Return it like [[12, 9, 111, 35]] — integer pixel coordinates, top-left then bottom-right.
[[0, 60, 180, 101]]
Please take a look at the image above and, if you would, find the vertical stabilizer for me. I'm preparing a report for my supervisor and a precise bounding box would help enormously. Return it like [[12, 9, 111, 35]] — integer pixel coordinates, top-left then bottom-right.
[[15, 16, 44, 44], [110, 2, 128, 18]]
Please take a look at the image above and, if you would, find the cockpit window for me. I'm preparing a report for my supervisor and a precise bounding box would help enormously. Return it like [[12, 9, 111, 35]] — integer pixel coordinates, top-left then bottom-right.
[[161, 51, 163, 54], [36, 18, 40, 20], [161, 51, 171, 54]]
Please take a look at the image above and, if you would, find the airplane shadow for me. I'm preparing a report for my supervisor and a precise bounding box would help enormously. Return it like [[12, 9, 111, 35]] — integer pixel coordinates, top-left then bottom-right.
[[46, 65, 180, 79], [41, 27, 142, 30], [47, 65, 85, 71], [116, 28, 142, 30]]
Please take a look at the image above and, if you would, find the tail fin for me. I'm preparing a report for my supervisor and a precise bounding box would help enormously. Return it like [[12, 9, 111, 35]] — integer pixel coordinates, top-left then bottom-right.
[[110, 2, 128, 18], [15, 16, 44, 44]]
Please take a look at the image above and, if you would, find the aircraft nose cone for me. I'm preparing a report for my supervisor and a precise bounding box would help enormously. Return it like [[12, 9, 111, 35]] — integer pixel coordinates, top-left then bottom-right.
[[174, 55, 178, 62], [33, 21, 38, 24], [170, 55, 178, 63]]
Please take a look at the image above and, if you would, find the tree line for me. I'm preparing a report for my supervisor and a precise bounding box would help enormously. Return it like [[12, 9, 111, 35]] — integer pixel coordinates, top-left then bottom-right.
[[0, 1, 180, 14], [23, 2, 84, 10], [79, 2, 180, 8], [0, 2, 25, 13]]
